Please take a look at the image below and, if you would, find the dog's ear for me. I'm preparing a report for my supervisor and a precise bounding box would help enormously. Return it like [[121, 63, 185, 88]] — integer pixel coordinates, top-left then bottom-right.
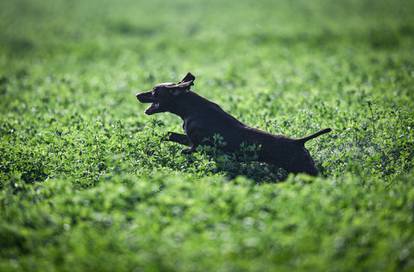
[[178, 72, 195, 84], [168, 73, 195, 96], [175, 80, 193, 89], [169, 81, 193, 96]]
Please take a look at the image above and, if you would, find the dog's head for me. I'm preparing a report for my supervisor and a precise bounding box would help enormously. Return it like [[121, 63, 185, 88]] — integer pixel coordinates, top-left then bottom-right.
[[136, 73, 195, 115]]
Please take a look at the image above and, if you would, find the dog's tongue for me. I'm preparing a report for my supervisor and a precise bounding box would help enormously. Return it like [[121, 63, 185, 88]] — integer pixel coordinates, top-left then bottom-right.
[[145, 103, 159, 115]]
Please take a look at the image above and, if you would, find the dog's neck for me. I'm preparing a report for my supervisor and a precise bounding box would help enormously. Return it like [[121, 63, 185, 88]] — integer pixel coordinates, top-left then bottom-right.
[[167, 90, 247, 128], [168, 91, 211, 120]]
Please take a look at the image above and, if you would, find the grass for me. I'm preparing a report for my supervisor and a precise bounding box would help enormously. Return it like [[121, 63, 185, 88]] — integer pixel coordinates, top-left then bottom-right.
[[1, 0, 414, 271]]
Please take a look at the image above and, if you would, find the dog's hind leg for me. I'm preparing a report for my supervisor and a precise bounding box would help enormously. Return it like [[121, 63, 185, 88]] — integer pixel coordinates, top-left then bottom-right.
[[166, 132, 191, 146], [286, 149, 318, 176]]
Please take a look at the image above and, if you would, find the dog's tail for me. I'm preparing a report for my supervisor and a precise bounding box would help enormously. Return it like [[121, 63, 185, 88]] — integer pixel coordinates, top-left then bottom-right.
[[296, 128, 332, 145]]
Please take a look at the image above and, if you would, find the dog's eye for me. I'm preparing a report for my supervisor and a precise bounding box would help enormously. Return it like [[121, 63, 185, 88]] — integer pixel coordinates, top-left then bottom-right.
[[152, 91, 158, 97]]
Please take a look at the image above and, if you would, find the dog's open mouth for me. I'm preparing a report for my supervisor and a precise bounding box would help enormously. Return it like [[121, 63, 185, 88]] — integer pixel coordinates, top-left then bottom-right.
[[136, 93, 161, 115], [145, 102, 159, 115]]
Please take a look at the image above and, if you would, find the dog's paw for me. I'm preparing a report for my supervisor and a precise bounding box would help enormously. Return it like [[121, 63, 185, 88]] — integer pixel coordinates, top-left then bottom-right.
[[162, 132, 174, 141], [181, 147, 195, 155]]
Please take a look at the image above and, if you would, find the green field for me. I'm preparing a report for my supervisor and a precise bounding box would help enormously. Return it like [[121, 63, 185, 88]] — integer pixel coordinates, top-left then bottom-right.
[[1, 0, 414, 271]]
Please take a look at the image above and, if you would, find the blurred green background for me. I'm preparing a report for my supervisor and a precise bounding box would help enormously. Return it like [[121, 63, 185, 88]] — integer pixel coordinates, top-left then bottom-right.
[[1, 0, 414, 271]]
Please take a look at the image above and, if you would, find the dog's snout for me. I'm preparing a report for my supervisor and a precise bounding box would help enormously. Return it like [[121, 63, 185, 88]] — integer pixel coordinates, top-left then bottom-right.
[[136, 92, 143, 101], [136, 91, 154, 103], [136, 92, 145, 102]]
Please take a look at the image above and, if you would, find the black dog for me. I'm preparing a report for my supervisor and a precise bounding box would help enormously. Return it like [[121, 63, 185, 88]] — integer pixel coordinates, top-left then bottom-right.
[[136, 73, 331, 176]]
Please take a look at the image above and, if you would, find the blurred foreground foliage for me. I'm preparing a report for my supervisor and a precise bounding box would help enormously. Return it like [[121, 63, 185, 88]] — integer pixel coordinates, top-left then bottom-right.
[[1, 0, 414, 271]]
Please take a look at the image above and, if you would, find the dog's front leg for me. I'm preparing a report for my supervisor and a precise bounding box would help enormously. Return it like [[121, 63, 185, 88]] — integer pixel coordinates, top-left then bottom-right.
[[165, 132, 191, 146], [165, 132, 196, 154]]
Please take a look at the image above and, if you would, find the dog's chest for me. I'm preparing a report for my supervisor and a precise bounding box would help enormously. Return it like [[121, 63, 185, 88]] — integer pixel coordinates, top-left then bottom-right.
[[183, 117, 212, 135], [183, 115, 241, 143], [183, 118, 198, 134]]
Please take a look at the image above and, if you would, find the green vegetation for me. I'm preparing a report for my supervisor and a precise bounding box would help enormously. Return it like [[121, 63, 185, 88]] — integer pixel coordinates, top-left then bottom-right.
[[1, 0, 414, 271]]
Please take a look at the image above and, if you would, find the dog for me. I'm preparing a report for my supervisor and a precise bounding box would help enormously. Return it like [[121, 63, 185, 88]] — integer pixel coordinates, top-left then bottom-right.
[[136, 73, 331, 176]]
